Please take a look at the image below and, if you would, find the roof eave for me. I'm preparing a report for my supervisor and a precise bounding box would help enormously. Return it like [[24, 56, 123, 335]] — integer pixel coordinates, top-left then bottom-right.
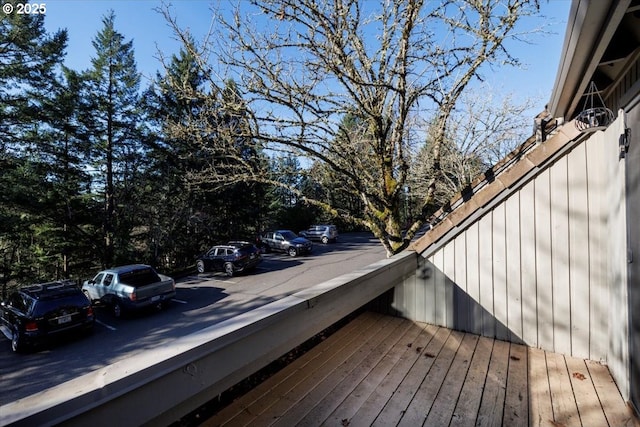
[[548, 0, 632, 120]]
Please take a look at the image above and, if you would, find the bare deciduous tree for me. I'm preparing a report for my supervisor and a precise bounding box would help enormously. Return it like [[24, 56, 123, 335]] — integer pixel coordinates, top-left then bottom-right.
[[160, 0, 541, 256], [410, 86, 537, 208]]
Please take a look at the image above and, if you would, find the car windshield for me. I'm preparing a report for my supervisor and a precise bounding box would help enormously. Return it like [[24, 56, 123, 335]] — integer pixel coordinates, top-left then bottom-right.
[[280, 231, 298, 240]]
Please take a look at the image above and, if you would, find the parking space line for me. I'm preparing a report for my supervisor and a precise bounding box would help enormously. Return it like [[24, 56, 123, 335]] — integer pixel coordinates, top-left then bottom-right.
[[96, 319, 117, 331]]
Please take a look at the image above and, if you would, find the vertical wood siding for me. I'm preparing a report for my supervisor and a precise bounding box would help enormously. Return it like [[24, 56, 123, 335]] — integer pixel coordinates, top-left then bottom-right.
[[393, 116, 628, 363]]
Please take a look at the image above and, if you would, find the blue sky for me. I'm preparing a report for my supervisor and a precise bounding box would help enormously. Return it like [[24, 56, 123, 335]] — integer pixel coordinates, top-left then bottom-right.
[[43, 1, 217, 80], [42, 0, 572, 110]]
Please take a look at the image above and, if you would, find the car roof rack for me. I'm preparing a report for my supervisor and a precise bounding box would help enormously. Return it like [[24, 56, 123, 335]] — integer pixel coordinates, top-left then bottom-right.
[[228, 240, 253, 247], [22, 280, 78, 295]]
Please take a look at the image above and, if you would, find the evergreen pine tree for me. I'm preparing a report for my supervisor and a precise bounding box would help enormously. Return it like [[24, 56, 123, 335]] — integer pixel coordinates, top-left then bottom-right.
[[81, 10, 142, 267], [0, 5, 69, 287]]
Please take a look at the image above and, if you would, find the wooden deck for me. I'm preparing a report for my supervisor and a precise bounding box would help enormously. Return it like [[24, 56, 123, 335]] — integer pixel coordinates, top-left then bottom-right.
[[203, 311, 638, 427]]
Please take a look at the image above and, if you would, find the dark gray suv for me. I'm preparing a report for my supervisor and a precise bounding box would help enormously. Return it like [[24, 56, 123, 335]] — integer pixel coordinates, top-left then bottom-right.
[[259, 230, 313, 256], [299, 225, 339, 244], [196, 242, 262, 276]]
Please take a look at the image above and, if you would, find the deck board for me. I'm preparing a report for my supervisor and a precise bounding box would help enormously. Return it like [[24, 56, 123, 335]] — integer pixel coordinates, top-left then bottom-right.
[[204, 312, 638, 427], [422, 333, 478, 426], [547, 350, 581, 427], [348, 323, 441, 427], [395, 330, 464, 426], [204, 311, 383, 426], [565, 356, 608, 426], [283, 316, 407, 426], [371, 326, 451, 426], [322, 319, 424, 425], [476, 338, 510, 426], [529, 347, 554, 427], [587, 359, 637, 427], [450, 335, 494, 425], [503, 343, 529, 426], [254, 313, 396, 426]]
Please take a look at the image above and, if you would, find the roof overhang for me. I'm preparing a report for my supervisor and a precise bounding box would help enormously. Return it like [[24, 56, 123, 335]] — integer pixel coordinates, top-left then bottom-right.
[[548, 0, 640, 120]]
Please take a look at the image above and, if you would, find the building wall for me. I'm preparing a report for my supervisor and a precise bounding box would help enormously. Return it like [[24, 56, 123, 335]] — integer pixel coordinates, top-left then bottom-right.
[[392, 114, 630, 387], [623, 91, 640, 415]]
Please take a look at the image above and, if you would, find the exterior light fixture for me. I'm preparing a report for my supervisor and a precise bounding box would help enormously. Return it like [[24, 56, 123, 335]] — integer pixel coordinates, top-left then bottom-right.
[[620, 127, 631, 159], [575, 81, 614, 133]]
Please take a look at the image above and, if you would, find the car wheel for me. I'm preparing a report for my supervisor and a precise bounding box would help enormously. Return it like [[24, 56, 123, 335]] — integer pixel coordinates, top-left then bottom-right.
[[112, 301, 123, 318], [196, 260, 206, 274], [224, 262, 234, 277], [11, 329, 25, 353], [321, 236, 329, 244], [288, 247, 298, 257]]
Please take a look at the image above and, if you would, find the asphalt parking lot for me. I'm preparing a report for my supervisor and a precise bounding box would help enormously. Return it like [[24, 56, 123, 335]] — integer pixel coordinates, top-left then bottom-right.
[[0, 232, 386, 406]]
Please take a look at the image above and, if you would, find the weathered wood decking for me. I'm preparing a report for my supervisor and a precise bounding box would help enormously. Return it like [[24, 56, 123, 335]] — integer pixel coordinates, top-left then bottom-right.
[[204, 311, 637, 427]]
